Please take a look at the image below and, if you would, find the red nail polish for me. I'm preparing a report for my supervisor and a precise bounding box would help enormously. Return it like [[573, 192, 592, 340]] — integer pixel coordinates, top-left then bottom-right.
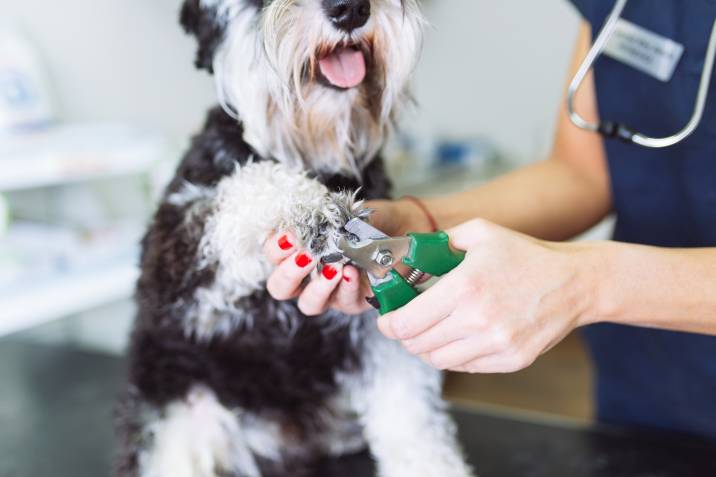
[[278, 235, 293, 250], [322, 265, 338, 280], [343, 275, 351, 283], [295, 253, 312, 268]]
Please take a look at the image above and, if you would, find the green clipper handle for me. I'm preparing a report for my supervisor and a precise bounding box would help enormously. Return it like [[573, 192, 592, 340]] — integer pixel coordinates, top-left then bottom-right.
[[371, 231, 466, 315]]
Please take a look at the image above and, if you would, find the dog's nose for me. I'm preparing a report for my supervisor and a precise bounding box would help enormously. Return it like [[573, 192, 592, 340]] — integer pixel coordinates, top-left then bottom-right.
[[322, 0, 371, 33]]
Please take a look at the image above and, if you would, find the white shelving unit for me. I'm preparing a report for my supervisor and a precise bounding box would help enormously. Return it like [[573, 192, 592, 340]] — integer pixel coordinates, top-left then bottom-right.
[[0, 123, 166, 337], [0, 123, 166, 191], [0, 261, 139, 337]]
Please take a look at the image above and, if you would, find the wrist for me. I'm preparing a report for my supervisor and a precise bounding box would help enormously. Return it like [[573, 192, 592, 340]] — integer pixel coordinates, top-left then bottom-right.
[[571, 241, 614, 327], [397, 196, 437, 234], [364, 199, 430, 237]]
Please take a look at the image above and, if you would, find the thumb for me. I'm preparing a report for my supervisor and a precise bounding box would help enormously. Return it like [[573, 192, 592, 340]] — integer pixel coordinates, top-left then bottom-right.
[[446, 218, 497, 251]]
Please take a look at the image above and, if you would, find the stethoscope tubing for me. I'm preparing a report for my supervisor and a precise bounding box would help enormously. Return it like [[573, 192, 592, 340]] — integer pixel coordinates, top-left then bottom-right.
[[567, 0, 716, 148]]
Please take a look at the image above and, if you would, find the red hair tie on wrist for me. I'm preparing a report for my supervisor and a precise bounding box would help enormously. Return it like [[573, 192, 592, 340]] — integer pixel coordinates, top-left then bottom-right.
[[401, 195, 438, 233]]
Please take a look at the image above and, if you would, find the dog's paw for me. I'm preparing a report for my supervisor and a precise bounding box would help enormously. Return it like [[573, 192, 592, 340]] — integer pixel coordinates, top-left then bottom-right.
[[292, 190, 368, 259]]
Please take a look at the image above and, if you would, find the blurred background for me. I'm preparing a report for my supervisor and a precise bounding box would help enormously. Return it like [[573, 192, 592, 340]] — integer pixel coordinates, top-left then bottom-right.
[[0, 0, 603, 423]]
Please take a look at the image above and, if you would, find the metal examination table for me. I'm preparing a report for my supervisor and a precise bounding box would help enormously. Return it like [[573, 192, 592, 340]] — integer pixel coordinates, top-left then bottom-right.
[[1, 341, 714, 477]]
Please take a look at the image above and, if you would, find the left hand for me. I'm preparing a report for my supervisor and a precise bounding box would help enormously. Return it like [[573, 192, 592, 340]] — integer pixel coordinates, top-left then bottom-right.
[[263, 199, 434, 316], [378, 219, 596, 374]]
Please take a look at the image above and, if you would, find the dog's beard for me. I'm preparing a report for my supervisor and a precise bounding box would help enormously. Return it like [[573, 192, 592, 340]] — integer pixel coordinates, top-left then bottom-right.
[[212, 0, 424, 176]]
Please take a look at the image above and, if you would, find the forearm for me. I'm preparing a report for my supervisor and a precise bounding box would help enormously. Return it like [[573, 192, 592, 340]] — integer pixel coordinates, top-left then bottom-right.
[[581, 242, 716, 335], [395, 158, 611, 241]]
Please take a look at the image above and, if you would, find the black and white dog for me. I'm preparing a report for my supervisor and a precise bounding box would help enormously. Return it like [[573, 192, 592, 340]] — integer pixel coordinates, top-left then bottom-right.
[[116, 1, 474, 476]]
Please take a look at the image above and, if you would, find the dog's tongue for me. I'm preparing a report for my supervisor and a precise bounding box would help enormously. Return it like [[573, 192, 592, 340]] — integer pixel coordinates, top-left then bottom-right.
[[318, 47, 366, 89]]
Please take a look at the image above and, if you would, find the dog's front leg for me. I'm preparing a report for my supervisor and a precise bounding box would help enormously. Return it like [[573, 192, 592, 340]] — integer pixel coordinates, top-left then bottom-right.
[[350, 326, 476, 477], [198, 160, 363, 295]]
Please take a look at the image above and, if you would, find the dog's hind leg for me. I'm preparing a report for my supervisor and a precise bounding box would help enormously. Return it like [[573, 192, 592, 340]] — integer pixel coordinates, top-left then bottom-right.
[[347, 326, 475, 477], [116, 386, 280, 477]]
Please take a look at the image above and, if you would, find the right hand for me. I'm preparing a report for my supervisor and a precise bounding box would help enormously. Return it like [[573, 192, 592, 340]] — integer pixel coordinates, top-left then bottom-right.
[[263, 198, 433, 316]]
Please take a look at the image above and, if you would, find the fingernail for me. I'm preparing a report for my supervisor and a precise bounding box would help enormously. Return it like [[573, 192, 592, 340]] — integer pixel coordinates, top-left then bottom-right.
[[278, 235, 293, 250], [322, 265, 338, 280], [295, 253, 312, 268]]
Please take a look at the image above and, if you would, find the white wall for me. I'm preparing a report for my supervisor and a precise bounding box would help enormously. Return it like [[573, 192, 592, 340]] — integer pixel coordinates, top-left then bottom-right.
[[413, 0, 580, 164], [1, 0, 580, 162]]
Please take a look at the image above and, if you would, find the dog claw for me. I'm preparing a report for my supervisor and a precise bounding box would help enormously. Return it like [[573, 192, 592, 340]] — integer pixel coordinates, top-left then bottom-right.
[[321, 253, 345, 264]]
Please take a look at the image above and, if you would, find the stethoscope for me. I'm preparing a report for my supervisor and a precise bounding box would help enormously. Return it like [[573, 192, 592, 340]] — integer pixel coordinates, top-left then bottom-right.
[[567, 0, 716, 148]]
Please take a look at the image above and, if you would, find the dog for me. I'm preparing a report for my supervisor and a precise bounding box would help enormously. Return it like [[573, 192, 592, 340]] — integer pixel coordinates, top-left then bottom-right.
[[115, 1, 474, 476]]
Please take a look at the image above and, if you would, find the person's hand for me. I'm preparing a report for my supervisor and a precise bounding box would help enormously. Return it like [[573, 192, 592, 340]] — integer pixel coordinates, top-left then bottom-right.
[[378, 219, 596, 373], [263, 228, 371, 315], [264, 199, 434, 315]]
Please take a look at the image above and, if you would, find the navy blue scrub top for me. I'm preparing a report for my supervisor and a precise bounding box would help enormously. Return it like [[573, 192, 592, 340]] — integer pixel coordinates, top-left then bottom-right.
[[568, 0, 716, 439]]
